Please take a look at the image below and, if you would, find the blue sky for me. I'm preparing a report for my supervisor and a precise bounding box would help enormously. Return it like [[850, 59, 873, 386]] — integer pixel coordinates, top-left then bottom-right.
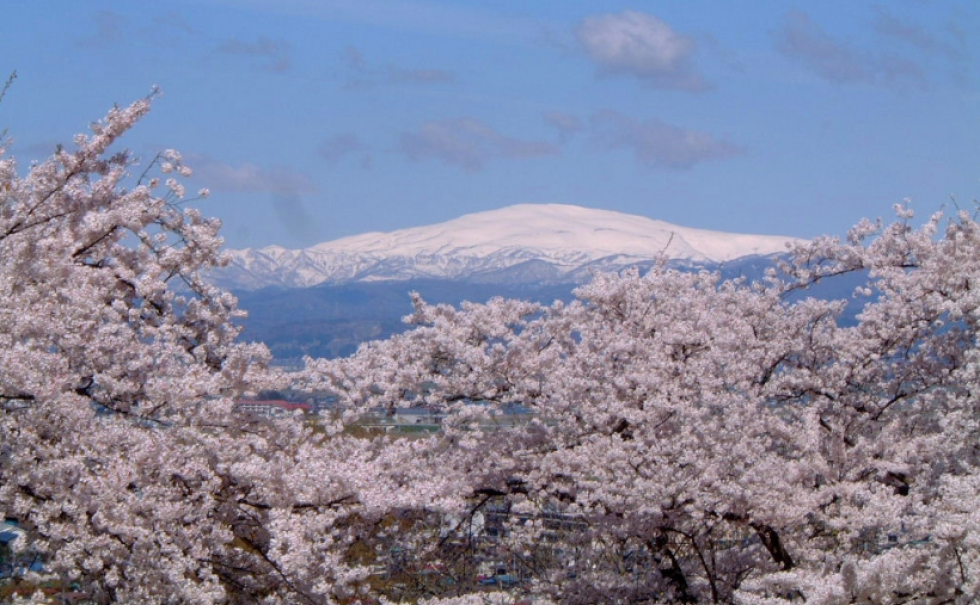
[[1, 1, 977, 249]]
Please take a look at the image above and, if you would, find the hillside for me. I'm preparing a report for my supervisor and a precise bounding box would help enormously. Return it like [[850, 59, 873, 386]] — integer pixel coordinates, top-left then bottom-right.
[[215, 204, 804, 290]]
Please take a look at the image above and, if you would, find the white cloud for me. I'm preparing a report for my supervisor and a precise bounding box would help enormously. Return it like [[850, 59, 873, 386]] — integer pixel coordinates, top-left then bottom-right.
[[385, 66, 455, 85], [344, 46, 367, 71], [318, 133, 365, 166], [189, 155, 319, 243], [576, 11, 708, 91], [399, 118, 559, 171], [190, 156, 315, 195], [774, 10, 924, 88], [872, 7, 959, 58], [272, 193, 320, 243], [342, 45, 455, 88], [152, 12, 198, 36], [218, 36, 291, 72], [77, 11, 125, 49], [542, 110, 583, 141], [199, 0, 537, 43], [591, 111, 743, 170]]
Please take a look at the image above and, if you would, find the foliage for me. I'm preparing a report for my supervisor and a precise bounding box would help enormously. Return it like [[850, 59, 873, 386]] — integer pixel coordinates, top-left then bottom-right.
[[3, 93, 979, 605], [0, 97, 457, 604], [308, 206, 980, 604]]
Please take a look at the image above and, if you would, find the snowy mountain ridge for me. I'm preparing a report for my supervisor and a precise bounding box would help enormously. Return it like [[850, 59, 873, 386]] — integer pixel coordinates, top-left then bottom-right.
[[217, 204, 806, 290]]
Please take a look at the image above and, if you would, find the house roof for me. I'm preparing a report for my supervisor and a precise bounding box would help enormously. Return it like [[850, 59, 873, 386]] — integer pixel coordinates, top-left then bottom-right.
[[235, 400, 313, 412]]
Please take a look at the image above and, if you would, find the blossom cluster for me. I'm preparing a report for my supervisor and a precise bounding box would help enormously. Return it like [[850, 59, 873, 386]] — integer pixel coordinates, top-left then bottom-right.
[[3, 96, 979, 605]]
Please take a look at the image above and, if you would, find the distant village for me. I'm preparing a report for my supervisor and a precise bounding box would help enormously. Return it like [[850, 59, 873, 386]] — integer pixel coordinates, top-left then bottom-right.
[[233, 395, 533, 434], [2, 399, 543, 596]]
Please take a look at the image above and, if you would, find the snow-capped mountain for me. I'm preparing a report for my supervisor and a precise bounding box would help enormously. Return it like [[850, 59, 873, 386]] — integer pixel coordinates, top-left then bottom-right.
[[216, 204, 805, 290]]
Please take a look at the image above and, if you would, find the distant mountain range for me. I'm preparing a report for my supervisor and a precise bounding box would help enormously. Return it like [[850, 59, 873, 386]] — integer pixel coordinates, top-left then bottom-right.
[[215, 204, 805, 290], [220, 205, 814, 360]]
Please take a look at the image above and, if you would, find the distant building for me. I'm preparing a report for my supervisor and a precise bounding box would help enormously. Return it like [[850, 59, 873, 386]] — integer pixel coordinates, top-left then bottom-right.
[[389, 407, 446, 426], [234, 400, 313, 419]]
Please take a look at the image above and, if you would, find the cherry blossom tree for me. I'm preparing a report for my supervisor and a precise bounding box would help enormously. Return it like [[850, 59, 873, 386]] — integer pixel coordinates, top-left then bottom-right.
[[310, 205, 980, 604], [3, 91, 978, 605], [0, 96, 461, 605]]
